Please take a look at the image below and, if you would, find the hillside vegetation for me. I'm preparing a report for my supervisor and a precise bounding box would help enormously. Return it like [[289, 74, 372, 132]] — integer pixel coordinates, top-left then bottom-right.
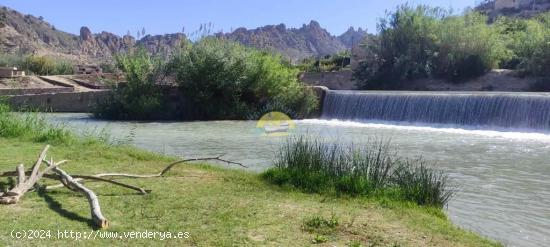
[[353, 5, 550, 89]]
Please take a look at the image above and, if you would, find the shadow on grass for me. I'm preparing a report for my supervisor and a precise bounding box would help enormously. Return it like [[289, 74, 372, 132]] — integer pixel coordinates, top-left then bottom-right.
[[36, 187, 97, 229], [0, 178, 16, 192]]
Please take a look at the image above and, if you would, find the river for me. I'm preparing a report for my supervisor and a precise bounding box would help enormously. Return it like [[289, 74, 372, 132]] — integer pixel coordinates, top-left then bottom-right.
[[45, 113, 550, 247]]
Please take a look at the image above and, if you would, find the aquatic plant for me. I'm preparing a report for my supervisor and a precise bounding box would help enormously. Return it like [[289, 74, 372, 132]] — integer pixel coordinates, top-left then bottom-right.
[[262, 135, 454, 207]]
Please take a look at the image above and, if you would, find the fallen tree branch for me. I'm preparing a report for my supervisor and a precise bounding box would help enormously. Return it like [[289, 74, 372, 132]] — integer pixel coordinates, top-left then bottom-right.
[[41, 159, 150, 195], [159, 156, 247, 176], [44, 159, 109, 229], [0, 145, 61, 204]]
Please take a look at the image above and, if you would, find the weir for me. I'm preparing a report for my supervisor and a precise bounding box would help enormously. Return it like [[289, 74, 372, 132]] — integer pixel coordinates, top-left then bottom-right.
[[321, 90, 550, 131]]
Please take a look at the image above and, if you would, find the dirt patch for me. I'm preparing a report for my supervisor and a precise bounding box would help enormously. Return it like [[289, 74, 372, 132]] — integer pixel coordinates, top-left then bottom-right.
[[0, 76, 59, 89], [64, 73, 122, 88]]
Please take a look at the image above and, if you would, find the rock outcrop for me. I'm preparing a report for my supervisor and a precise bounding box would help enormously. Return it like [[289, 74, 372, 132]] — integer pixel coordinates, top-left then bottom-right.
[[0, 5, 368, 63], [225, 20, 367, 61]]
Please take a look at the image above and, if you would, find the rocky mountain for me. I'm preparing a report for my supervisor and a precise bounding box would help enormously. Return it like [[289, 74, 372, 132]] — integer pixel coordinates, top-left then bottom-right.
[[0, 5, 368, 63], [338, 27, 368, 48], [224, 21, 367, 61], [0, 6, 186, 63]]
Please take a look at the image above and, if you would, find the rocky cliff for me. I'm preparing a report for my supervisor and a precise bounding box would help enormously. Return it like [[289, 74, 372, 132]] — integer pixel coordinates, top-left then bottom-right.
[[0, 6, 186, 63], [225, 21, 367, 61], [0, 6, 368, 63]]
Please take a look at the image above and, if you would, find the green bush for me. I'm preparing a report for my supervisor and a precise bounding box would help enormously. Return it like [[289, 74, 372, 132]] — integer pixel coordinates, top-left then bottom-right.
[[496, 13, 550, 76], [94, 48, 164, 120], [296, 51, 352, 73], [354, 5, 508, 88], [262, 136, 453, 207], [431, 12, 507, 81], [168, 37, 317, 119], [22, 55, 75, 75]]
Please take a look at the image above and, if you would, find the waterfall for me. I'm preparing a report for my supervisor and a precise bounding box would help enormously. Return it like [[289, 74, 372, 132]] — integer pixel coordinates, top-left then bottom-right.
[[321, 90, 550, 131]]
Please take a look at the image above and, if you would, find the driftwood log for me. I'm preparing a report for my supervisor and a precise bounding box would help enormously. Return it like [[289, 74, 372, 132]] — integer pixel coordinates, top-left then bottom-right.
[[0, 146, 61, 204], [0, 145, 245, 229], [44, 158, 109, 228]]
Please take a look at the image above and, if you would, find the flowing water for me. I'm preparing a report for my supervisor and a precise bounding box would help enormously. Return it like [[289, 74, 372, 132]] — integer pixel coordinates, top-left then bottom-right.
[[44, 91, 550, 246]]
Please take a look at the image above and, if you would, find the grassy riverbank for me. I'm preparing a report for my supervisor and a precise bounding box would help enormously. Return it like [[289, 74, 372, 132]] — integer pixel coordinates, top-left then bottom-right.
[[0, 139, 500, 246], [0, 107, 500, 246]]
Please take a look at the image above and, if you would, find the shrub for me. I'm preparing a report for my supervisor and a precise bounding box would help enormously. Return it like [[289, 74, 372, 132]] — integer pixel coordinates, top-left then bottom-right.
[[21, 55, 75, 75], [168, 37, 317, 119], [262, 136, 453, 207], [354, 5, 507, 88], [94, 48, 164, 120], [431, 12, 507, 81], [496, 13, 550, 76]]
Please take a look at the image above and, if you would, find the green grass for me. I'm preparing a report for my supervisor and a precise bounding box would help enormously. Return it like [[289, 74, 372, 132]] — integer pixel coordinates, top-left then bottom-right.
[[262, 136, 453, 207], [0, 139, 500, 246], [0, 103, 73, 144], [0, 104, 500, 246]]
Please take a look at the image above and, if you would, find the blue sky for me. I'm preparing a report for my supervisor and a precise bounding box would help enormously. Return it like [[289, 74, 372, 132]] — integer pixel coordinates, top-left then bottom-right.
[[2, 0, 478, 36]]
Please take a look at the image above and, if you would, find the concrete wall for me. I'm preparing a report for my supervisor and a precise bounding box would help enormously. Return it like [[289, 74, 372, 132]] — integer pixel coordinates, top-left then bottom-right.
[[8, 91, 109, 112], [300, 71, 357, 90], [0, 87, 74, 96]]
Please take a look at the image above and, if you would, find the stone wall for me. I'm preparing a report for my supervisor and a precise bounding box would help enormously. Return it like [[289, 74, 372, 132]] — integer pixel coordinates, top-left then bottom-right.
[[8, 91, 109, 112], [300, 71, 356, 90]]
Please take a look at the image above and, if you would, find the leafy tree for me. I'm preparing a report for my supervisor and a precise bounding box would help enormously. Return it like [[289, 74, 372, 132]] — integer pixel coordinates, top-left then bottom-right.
[[354, 5, 510, 89], [168, 37, 317, 119], [94, 48, 164, 120]]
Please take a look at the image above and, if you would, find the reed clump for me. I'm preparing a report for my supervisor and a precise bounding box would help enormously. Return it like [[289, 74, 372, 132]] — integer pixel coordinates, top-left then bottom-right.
[[0, 103, 72, 144], [262, 136, 453, 207]]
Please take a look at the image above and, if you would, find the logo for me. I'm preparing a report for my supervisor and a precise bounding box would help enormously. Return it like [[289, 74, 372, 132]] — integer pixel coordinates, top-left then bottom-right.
[[256, 111, 295, 137]]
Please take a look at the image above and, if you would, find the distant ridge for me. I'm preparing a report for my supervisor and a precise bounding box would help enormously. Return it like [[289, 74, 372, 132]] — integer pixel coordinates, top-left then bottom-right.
[[0, 6, 368, 63]]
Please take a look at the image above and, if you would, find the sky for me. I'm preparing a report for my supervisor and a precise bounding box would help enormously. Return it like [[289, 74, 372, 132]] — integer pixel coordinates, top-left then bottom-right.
[[1, 0, 479, 37]]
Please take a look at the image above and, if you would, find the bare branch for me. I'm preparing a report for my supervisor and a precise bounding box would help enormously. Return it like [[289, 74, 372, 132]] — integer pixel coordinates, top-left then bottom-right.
[[44, 160, 109, 228]]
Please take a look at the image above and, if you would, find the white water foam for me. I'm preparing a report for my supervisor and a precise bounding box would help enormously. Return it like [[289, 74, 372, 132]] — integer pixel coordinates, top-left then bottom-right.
[[299, 119, 550, 142]]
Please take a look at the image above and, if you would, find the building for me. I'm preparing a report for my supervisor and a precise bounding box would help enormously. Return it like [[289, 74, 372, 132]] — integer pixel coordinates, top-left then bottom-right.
[[75, 65, 102, 75], [0, 67, 25, 78]]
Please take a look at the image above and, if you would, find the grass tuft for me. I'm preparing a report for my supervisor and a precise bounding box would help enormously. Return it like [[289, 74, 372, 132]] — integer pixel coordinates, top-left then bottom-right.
[[0, 103, 73, 144], [262, 135, 454, 207]]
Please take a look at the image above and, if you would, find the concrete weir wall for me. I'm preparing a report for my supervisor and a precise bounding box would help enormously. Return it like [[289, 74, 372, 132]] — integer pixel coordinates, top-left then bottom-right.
[[300, 71, 357, 90], [8, 91, 109, 112]]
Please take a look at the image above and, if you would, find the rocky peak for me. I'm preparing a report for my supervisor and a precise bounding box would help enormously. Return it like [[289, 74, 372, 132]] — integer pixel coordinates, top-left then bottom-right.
[[338, 26, 368, 48], [79, 26, 93, 41], [307, 20, 321, 29]]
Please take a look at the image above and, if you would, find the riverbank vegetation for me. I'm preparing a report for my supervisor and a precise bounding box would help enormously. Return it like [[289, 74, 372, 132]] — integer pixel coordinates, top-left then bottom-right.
[[262, 136, 453, 208], [0, 103, 499, 246], [353, 5, 550, 89], [94, 48, 166, 120], [168, 37, 317, 120], [95, 38, 317, 120]]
